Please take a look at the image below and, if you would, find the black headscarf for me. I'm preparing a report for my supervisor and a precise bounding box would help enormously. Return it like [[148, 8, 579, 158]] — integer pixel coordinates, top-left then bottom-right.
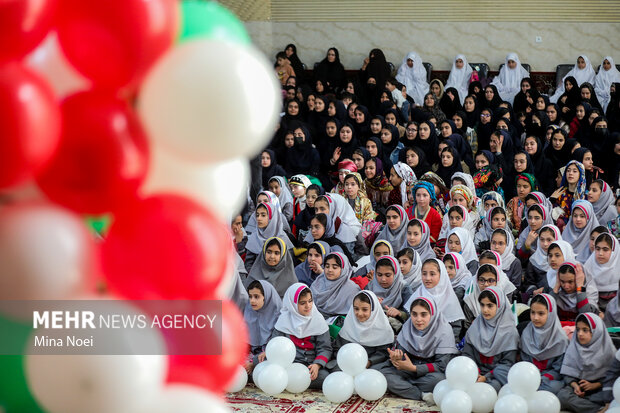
[[526, 136, 554, 196], [452, 111, 468, 135], [315, 47, 346, 91], [261, 149, 287, 189], [545, 128, 578, 172], [436, 145, 463, 185], [399, 145, 432, 178], [482, 84, 503, 111], [353, 105, 371, 142], [416, 120, 440, 165], [353, 147, 371, 179], [447, 132, 475, 171], [381, 124, 401, 160], [285, 44, 306, 85], [439, 87, 463, 119], [476, 109, 495, 151], [513, 77, 533, 114], [580, 82, 603, 112], [468, 81, 485, 104], [464, 95, 480, 128], [559, 76, 581, 123], [285, 124, 316, 175]]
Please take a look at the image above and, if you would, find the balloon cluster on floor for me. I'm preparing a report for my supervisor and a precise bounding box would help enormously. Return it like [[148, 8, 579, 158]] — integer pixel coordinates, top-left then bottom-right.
[[606, 377, 620, 412], [433, 358, 560, 413], [0, 1, 280, 412]]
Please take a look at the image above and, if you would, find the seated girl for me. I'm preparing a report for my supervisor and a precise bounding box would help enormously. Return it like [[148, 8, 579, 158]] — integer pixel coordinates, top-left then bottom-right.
[[524, 225, 562, 296], [588, 180, 617, 225], [438, 185, 479, 240], [313, 194, 362, 257], [357, 239, 393, 279], [516, 204, 548, 260], [388, 162, 416, 209], [463, 286, 520, 392], [550, 160, 587, 230], [506, 173, 536, 234], [517, 294, 569, 394], [451, 172, 482, 215], [491, 228, 522, 291], [295, 241, 330, 286], [587, 226, 608, 259], [364, 157, 393, 210], [376, 205, 409, 250], [475, 205, 510, 252], [562, 200, 600, 263], [310, 252, 361, 318], [244, 280, 283, 369], [342, 172, 377, 227], [246, 190, 291, 235], [406, 181, 443, 243], [246, 237, 299, 298], [584, 233, 620, 312], [443, 252, 472, 302], [376, 296, 458, 401], [550, 262, 599, 322], [463, 263, 516, 328], [268, 176, 295, 223], [403, 218, 437, 262], [539, 240, 577, 293], [444, 227, 479, 274], [405, 258, 465, 339], [293, 184, 324, 242], [332, 291, 393, 371], [397, 247, 423, 291], [368, 256, 414, 332], [245, 202, 295, 272], [262, 283, 333, 389], [330, 160, 357, 197], [477, 251, 518, 299], [557, 313, 616, 412], [304, 213, 356, 264]]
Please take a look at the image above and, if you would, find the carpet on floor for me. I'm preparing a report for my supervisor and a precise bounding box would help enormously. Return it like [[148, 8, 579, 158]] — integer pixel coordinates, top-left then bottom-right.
[[226, 385, 439, 412]]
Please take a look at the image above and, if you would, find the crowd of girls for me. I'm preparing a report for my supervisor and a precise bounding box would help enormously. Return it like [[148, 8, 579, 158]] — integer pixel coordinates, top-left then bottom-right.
[[229, 45, 620, 411]]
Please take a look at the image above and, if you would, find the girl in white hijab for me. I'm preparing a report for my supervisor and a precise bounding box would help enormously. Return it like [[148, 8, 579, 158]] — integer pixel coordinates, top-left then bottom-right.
[[311, 252, 360, 317], [562, 200, 600, 263], [443, 252, 473, 302], [395, 51, 429, 107], [584, 233, 620, 310], [314, 193, 361, 254], [463, 262, 516, 326], [445, 227, 479, 275], [550, 55, 596, 104], [245, 280, 282, 362], [491, 53, 529, 104], [376, 205, 409, 250], [402, 218, 436, 262], [525, 225, 561, 295], [594, 56, 620, 112], [551, 261, 599, 322], [587, 179, 617, 225], [445, 54, 473, 105]]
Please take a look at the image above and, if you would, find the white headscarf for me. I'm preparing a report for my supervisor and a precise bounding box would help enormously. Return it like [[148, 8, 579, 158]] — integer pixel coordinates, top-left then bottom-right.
[[595, 56, 620, 112], [376, 205, 409, 250], [562, 200, 599, 263], [274, 283, 329, 338], [311, 252, 360, 316], [550, 55, 596, 103], [584, 234, 620, 292], [546, 241, 577, 289], [339, 291, 394, 347], [445, 227, 478, 265], [400, 247, 423, 291], [320, 193, 362, 243], [392, 162, 416, 208], [269, 176, 295, 213], [590, 180, 617, 224], [402, 219, 436, 262], [445, 54, 473, 105], [244, 280, 283, 347], [369, 255, 407, 308], [246, 190, 291, 234], [464, 263, 515, 318], [554, 261, 599, 311], [530, 225, 562, 271], [245, 202, 294, 254], [491, 53, 529, 104], [439, 204, 476, 239], [521, 294, 569, 361], [405, 258, 465, 323], [491, 228, 517, 270], [395, 51, 429, 106], [366, 239, 394, 272], [444, 252, 473, 290]]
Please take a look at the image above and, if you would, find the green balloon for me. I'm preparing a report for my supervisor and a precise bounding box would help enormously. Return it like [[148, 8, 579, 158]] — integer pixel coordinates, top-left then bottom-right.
[[179, 0, 251, 45], [0, 316, 45, 413]]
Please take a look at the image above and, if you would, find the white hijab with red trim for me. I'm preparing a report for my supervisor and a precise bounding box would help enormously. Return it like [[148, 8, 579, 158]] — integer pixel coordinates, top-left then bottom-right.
[[376, 205, 409, 249], [339, 291, 394, 347], [584, 233, 620, 292], [520, 294, 569, 360], [562, 200, 599, 263], [275, 283, 329, 338]]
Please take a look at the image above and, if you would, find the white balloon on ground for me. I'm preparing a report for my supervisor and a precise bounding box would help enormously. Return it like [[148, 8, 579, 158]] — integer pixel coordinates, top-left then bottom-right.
[[432, 379, 453, 407], [26, 32, 91, 99], [265, 337, 296, 367], [322, 372, 354, 403], [141, 143, 249, 220], [258, 363, 288, 396], [611, 399, 620, 408], [498, 384, 515, 399], [607, 408, 620, 413], [336, 343, 368, 377], [132, 384, 230, 413], [0, 202, 96, 320], [527, 390, 560, 413], [353, 369, 387, 401], [493, 394, 528, 413], [466, 382, 497, 413], [507, 362, 541, 398], [445, 356, 478, 390], [226, 365, 248, 393], [252, 361, 271, 389], [441, 389, 472, 413], [285, 363, 311, 393], [139, 39, 281, 163]]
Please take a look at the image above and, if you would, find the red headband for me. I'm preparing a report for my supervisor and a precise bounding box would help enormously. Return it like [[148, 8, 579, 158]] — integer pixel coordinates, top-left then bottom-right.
[[445, 253, 460, 269], [540, 293, 553, 313], [294, 285, 309, 304], [575, 204, 589, 220], [259, 202, 273, 219], [583, 313, 597, 330], [417, 297, 435, 315], [487, 288, 501, 308]]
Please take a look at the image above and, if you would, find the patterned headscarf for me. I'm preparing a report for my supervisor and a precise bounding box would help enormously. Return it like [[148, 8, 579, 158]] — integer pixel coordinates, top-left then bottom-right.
[[473, 165, 502, 191], [412, 181, 437, 205], [560, 160, 587, 200], [393, 162, 417, 207], [344, 172, 367, 197], [516, 173, 538, 191], [449, 184, 474, 210]]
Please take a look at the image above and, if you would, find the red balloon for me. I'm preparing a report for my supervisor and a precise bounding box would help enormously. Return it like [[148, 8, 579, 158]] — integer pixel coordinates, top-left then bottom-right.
[[167, 300, 249, 394], [56, 0, 179, 90], [36, 90, 149, 214], [0, 0, 57, 62], [101, 193, 234, 299], [0, 62, 61, 189]]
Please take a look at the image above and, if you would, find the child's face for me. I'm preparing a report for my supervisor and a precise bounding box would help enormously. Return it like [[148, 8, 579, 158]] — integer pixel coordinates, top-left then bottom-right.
[[575, 320, 592, 346], [297, 294, 313, 316], [572, 208, 587, 229], [261, 152, 271, 167], [418, 123, 431, 140], [373, 243, 391, 260], [249, 288, 265, 311], [385, 113, 397, 125], [365, 141, 378, 157], [455, 58, 464, 69], [452, 194, 468, 208], [314, 99, 325, 112], [479, 297, 498, 320], [484, 200, 498, 211], [411, 304, 431, 331], [276, 57, 285, 66], [265, 244, 282, 266], [587, 183, 602, 203], [475, 155, 489, 170], [314, 200, 329, 215], [430, 83, 441, 96], [370, 118, 382, 134], [324, 259, 342, 280], [565, 165, 580, 185], [514, 154, 527, 173], [268, 181, 282, 196], [507, 59, 517, 69], [440, 122, 452, 138], [491, 213, 506, 230], [539, 231, 555, 252], [548, 248, 564, 270], [352, 154, 365, 171], [306, 190, 318, 208], [344, 177, 359, 199], [310, 218, 325, 240], [491, 234, 507, 255], [338, 170, 349, 184], [353, 299, 372, 322], [340, 126, 353, 143], [444, 259, 456, 279], [376, 265, 395, 289], [524, 137, 537, 155], [389, 168, 402, 187], [449, 211, 463, 228], [327, 102, 336, 117], [441, 151, 454, 167], [291, 184, 306, 198], [528, 211, 543, 231], [448, 234, 461, 252], [365, 162, 376, 179], [398, 256, 413, 274], [407, 225, 422, 246], [421, 263, 441, 289], [355, 110, 365, 124], [256, 207, 269, 229], [477, 272, 497, 288], [516, 181, 531, 200], [595, 240, 612, 264], [325, 122, 338, 138], [589, 231, 601, 253], [529, 302, 548, 328], [386, 209, 401, 230], [347, 103, 357, 118], [415, 188, 430, 207], [231, 215, 243, 233], [306, 248, 323, 269], [284, 133, 295, 148], [380, 128, 393, 145]]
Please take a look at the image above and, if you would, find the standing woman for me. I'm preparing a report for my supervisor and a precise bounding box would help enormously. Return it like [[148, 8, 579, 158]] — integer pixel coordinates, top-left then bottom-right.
[[360, 49, 391, 114], [595, 57, 620, 112], [524, 135, 554, 195], [314, 47, 346, 92], [491, 53, 529, 105], [285, 44, 306, 85], [550, 55, 596, 104], [445, 54, 472, 105], [396, 51, 429, 107]]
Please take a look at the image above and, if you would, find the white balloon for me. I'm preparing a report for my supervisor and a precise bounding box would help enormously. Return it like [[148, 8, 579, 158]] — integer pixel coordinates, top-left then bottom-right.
[[467, 382, 497, 413], [607, 408, 620, 413], [446, 356, 479, 390], [433, 379, 453, 407], [337, 343, 368, 377], [611, 400, 620, 408], [226, 365, 248, 393], [614, 377, 620, 401], [498, 384, 515, 399], [493, 394, 528, 413], [285, 363, 311, 393], [258, 364, 288, 396], [132, 384, 230, 413], [0, 203, 95, 320], [507, 362, 541, 398], [139, 39, 281, 163], [26, 32, 91, 99], [265, 337, 296, 367], [322, 372, 354, 403], [252, 361, 271, 389], [441, 390, 472, 413], [527, 390, 560, 413], [353, 369, 387, 401]]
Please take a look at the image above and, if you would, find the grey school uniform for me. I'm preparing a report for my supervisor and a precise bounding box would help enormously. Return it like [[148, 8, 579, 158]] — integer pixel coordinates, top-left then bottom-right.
[[328, 335, 390, 372], [462, 342, 517, 392], [494, 352, 564, 394]]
